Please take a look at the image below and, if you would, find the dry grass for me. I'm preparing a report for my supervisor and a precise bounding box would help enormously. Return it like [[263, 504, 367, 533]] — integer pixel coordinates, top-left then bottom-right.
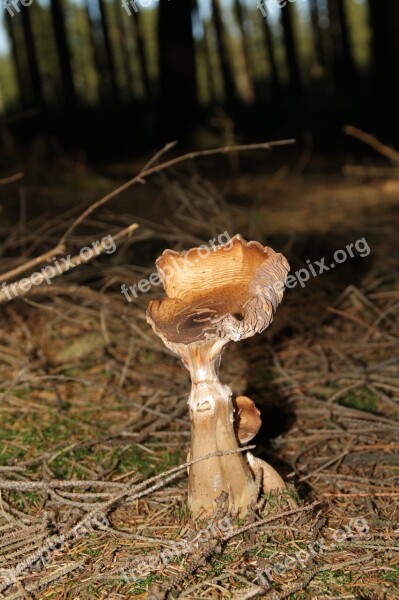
[[0, 159, 398, 599]]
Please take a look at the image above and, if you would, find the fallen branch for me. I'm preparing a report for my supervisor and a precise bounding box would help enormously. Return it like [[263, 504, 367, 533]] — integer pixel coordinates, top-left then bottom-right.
[[344, 125, 399, 165], [224, 500, 321, 541], [59, 139, 295, 245], [321, 492, 399, 498], [342, 165, 397, 178], [0, 140, 294, 302], [0, 446, 255, 594], [0, 243, 66, 284], [0, 223, 138, 305], [0, 172, 24, 186]]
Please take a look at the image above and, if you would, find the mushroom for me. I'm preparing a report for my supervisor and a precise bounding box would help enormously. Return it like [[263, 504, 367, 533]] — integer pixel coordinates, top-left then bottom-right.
[[146, 234, 290, 518], [234, 396, 262, 444]]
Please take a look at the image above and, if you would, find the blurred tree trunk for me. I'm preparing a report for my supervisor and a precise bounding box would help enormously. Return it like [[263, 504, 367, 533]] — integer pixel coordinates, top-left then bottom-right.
[[202, 20, 217, 103], [368, 0, 399, 139], [327, 0, 355, 84], [192, 0, 217, 103], [336, 0, 354, 76], [158, 0, 197, 141], [114, 3, 135, 100], [85, 3, 103, 102], [233, 0, 255, 103], [97, 0, 118, 101], [50, 0, 76, 108], [4, 13, 28, 108], [20, 6, 44, 107], [280, 2, 301, 93], [131, 12, 151, 99], [211, 0, 236, 103], [308, 0, 325, 71], [260, 12, 280, 97]]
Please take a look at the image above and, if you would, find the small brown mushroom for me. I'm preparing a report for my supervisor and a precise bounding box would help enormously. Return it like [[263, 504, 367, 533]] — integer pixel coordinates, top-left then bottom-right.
[[234, 396, 262, 444], [146, 234, 289, 518]]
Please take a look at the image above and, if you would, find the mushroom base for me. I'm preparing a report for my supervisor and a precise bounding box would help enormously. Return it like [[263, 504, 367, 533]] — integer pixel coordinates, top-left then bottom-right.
[[187, 366, 257, 518]]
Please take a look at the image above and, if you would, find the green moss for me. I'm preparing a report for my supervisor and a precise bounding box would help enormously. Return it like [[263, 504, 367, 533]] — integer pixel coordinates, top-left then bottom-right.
[[382, 568, 399, 583], [84, 547, 101, 557], [8, 490, 40, 510], [0, 446, 25, 465], [210, 552, 235, 576], [52, 455, 72, 479], [172, 502, 190, 522], [11, 386, 33, 398], [158, 449, 182, 469], [139, 350, 156, 364], [116, 446, 156, 477], [102, 369, 116, 380], [122, 573, 161, 595], [338, 387, 377, 412]]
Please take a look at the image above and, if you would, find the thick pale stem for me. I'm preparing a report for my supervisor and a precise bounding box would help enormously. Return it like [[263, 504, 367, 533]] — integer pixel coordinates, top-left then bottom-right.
[[182, 341, 257, 517]]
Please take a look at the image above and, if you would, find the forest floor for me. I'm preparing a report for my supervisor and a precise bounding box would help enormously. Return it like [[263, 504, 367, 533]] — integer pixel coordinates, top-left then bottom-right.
[[0, 149, 398, 599]]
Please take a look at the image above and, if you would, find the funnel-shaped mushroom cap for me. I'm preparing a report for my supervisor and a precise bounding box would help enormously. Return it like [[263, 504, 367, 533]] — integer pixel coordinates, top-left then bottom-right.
[[147, 235, 289, 348]]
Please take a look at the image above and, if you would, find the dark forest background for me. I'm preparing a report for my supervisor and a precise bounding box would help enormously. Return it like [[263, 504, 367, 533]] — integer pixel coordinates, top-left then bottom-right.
[[0, 0, 398, 159]]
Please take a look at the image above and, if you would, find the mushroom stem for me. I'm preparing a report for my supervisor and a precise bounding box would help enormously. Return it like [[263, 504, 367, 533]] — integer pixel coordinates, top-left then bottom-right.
[[182, 340, 257, 517]]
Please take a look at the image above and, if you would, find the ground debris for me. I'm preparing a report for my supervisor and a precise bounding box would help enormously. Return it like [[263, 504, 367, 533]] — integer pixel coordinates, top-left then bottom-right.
[[0, 169, 398, 598]]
